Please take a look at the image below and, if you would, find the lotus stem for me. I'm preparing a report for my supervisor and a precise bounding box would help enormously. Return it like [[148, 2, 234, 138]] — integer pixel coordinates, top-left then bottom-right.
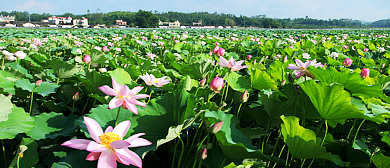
[[236, 103, 243, 120], [2, 140, 6, 168], [320, 120, 328, 146], [1, 57, 4, 70], [223, 73, 230, 102], [346, 119, 357, 140], [114, 106, 122, 126], [352, 119, 366, 145], [71, 101, 76, 115], [81, 96, 90, 115], [17, 155, 21, 168], [272, 144, 286, 168], [267, 130, 282, 168], [29, 87, 37, 115], [176, 132, 185, 168], [171, 139, 178, 168], [192, 135, 208, 168]]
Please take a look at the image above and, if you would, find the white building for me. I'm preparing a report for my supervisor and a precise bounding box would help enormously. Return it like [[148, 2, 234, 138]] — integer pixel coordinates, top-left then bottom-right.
[[73, 17, 89, 28], [23, 22, 36, 27], [159, 20, 180, 28], [48, 16, 72, 25], [0, 15, 15, 23]]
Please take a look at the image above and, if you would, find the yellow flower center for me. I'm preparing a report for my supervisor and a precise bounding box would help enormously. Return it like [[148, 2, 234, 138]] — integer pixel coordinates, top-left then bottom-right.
[[99, 132, 122, 148], [154, 79, 159, 84]]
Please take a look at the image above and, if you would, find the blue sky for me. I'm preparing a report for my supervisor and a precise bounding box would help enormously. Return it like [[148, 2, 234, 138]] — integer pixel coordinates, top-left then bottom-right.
[[1, 0, 390, 22]]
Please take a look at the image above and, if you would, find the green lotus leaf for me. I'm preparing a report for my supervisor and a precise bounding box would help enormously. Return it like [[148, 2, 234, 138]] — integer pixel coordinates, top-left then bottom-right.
[[0, 94, 13, 122], [280, 116, 349, 167], [0, 107, 34, 139], [308, 66, 383, 98], [109, 68, 132, 85], [15, 78, 35, 92], [380, 131, 390, 146], [250, 68, 277, 91], [227, 72, 251, 92], [49, 59, 80, 78], [8, 62, 33, 79], [299, 80, 365, 125], [9, 138, 39, 168], [27, 112, 78, 140], [35, 82, 60, 96], [0, 72, 15, 94], [372, 152, 390, 168], [204, 110, 273, 161]]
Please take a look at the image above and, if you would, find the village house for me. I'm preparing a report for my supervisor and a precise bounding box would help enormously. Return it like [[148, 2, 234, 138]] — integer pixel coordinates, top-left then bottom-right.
[[116, 19, 127, 26], [73, 17, 89, 28], [192, 20, 202, 26], [48, 16, 72, 25], [158, 20, 180, 28], [0, 15, 15, 23]]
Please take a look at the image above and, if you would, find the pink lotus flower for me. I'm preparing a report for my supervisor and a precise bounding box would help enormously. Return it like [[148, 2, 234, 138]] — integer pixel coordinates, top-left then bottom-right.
[[103, 46, 110, 52], [140, 73, 170, 87], [14, 51, 26, 59], [343, 58, 353, 67], [83, 55, 91, 63], [212, 45, 219, 53], [217, 48, 225, 56], [98, 78, 149, 114], [361, 68, 370, 78], [62, 117, 152, 168], [287, 59, 320, 79], [217, 56, 249, 71], [364, 48, 369, 52], [210, 76, 224, 93], [247, 55, 252, 59]]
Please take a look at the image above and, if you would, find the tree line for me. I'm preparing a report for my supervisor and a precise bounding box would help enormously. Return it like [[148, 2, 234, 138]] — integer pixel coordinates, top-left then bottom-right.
[[0, 10, 383, 28]]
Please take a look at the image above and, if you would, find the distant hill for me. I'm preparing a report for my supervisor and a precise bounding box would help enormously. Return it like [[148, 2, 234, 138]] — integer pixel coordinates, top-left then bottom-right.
[[370, 19, 390, 27]]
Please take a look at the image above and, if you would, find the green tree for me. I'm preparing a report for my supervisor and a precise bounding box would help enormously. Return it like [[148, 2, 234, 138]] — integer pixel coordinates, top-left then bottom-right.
[[135, 10, 158, 28]]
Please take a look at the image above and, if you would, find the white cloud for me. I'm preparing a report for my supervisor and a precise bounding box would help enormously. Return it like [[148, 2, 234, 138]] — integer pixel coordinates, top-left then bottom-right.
[[14, 0, 57, 13]]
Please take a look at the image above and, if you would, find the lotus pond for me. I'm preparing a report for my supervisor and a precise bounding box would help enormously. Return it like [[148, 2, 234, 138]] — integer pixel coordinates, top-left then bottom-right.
[[1, 28, 390, 168]]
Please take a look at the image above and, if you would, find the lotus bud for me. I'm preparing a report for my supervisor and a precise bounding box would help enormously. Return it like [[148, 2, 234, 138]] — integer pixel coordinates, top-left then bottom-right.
[[343, 58, 353, 67], [35, 79, 42, 86], [18, 145, 28, 158], [83, 55, 91, 63], [288, 73, 294, 83], [199, 78, 206, 87], [99, 68, 107, 73], [76, 49, 82, 55], [215, 42, 220, 46], [217, 48, 225, 56], [364, 48, 369, 52], [240, 90, 248, 103], [102, 46, 110, 52], [212, 45, 219, 53], [72, 92, 80, 101], [209, 121, 224, 134], [281, 80, 286, 86], [210, 76, 224, 93], [361, 68, 370, 78], [282, 55, 288, 63], [382, 63, 386, 68], [199, 148, 207, 160], [247, 55, 252, 59]]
